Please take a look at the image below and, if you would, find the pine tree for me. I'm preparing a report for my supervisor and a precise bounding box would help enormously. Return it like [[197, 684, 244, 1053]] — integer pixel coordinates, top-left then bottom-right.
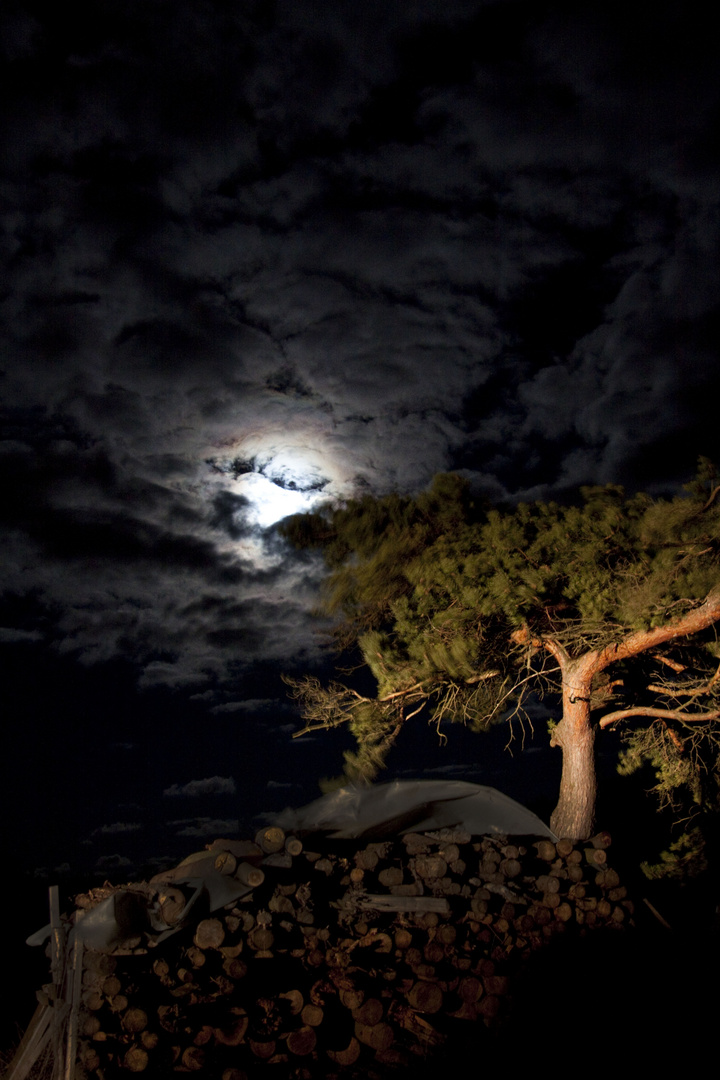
[[282, 462, 720, 840]]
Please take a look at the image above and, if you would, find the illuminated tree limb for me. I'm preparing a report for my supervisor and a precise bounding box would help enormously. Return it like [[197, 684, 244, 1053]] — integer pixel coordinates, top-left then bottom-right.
[[599, 706, 720, 730]]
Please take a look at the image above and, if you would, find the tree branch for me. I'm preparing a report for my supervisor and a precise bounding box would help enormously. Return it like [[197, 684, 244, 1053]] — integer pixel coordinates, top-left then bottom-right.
[[650, 653, 688, 673], [595, 588, 720, 673], [510, 625, 569, 666], [646, 664, 720, 698], [376, 681, 429, 703], [701, 483, 720, 513], [599, 706, 720, 730]]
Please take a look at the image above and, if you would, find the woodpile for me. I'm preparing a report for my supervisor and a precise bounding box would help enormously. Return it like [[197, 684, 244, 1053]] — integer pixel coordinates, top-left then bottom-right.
[[27, 827, 635, 1078]]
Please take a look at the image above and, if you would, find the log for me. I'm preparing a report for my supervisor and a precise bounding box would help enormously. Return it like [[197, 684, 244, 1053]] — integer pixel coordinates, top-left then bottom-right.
[[301, 1003, 324, 1027], [352, 894, 450, 915], [355, 1021, 394, 1051], [248, 1038, 276, 1059], [185, 946, 206, 969], [208, 838, 263, 861], [248, 927, 274, 951], [221, 956, 248, 979], [326, 1036, 361, 1066], [121, 1007, 148, 1034], [214, 851, 237, 875], [339, 987, 365, 1011], [181, 1045, 206, 1070], [81, 1046, 101, 1072], [355, 848, 379, 870], [377, 866, 404, 887], [122, 1046, 149, 1072], [213, 1009, 249, 1046], [407, 981, 443, 1014], [414, 855, 448, 880], [193, 918, 225, 950], [403, 833, 431, 855], [254, 826, 286, 853], [394, 928, 413, 950], [279, 990, 304, 1015], [158, 888, 186, 927], [352, 998, 384, 1026], [534, 840, 557, 862], [286, 1025, 317, 1056]]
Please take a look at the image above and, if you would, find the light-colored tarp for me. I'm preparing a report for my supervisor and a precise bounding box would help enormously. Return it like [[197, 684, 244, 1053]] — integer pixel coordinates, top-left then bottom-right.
[[276, 779, 557, 840], [27, 865, 256, 952]]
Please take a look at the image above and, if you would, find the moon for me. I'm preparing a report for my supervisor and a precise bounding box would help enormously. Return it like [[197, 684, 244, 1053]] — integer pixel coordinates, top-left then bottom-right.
[[206, 430, 356, 538], [240, 471, 323, 528]]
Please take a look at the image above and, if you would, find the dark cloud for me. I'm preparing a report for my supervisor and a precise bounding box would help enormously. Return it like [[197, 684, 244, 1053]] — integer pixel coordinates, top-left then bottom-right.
[[170, 817, 240, 838], [1, 0, 718, 699], [208, 489, 254, 540], [94, 854, 134, 872], [163, 776, 237, 798], [91, 822, 143, 837]]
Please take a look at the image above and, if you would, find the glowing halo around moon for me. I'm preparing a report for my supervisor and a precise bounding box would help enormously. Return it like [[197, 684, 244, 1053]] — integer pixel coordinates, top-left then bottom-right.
[[207, 430, 356, 534]]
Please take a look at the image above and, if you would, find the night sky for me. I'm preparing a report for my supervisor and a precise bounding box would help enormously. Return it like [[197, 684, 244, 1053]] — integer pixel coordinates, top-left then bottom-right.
[[2, 1, 720, 892]]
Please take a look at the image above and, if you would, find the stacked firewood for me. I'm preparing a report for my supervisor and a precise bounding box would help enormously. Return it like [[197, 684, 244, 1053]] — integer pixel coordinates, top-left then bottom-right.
[[67, 827, 633, 1077]]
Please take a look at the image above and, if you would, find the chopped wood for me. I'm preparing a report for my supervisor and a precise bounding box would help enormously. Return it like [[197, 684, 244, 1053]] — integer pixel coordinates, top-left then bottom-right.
[[350, 893, 451, 914], [193, 918, 225, 950], [207, 838, 263, 861], [354, 1020, 394, 1051], [286, 1024, 317, 1056], [351, 998, 384, 1026], [327, 1036, 361, 1066], [122, 1007, 148, 1033], [407, 981, 443, 1014], [22, 822, 636, 1079], [534, 840, 557, 861], [158, 887, 186, 926], [214, 851, 237, 875], [122, 1046, 149, 1072], [254, 826, 286, 854]]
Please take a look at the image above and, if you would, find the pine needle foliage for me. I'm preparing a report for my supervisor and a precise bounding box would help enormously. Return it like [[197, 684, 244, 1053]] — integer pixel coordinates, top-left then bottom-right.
[[281, 461, 720, 835]]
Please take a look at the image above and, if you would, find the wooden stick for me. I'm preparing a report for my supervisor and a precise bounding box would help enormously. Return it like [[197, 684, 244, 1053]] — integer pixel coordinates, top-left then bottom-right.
[[642, 896, 673, 930], [63, 932, 84, 1080], [347, 894, 451, 914], [49, 885, 66, 1075], [3, 1004, 52, 1080]]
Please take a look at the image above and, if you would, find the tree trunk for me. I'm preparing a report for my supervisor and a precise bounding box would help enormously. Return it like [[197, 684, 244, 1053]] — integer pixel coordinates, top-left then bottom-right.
[[549, 667, 597, 840]]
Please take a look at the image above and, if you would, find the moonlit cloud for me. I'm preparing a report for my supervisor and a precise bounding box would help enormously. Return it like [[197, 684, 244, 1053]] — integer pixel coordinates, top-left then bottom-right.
[[163, 777, 237, 798], [95, 854, 134, 872], [0, 0, 718, 703], [0, 627, 44, 644], [170, 818, 240, 838], [91, 822, 143, 837]]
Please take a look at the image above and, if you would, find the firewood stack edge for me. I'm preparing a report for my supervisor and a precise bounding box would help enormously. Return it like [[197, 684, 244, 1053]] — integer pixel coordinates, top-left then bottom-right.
[[38, 826, 634, 1078]]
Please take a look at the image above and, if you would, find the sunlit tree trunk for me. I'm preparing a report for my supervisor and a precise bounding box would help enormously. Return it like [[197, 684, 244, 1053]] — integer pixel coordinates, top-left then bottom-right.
[[549, 659, 597, 840], [545, 590, 720, 839]]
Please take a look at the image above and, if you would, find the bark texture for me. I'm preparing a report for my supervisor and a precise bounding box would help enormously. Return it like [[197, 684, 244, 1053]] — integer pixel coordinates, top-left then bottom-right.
[[550, 701, 596, 840], [544, 589, 720, 840]]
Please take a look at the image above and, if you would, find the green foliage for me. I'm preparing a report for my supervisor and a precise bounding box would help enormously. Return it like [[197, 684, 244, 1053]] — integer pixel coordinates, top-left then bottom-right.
[[617, 721, 706, 811], [640, 827, 709, 881], [283, 461, 720, 803]]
